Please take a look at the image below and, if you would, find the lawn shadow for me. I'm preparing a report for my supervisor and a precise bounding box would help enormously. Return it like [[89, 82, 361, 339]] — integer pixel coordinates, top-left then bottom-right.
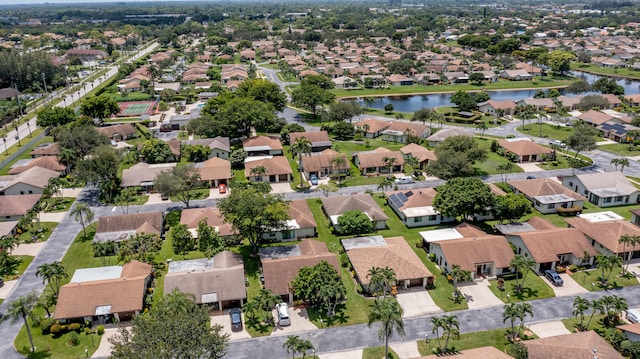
[[308, 304, 350, 327], [19, 347, 51, 359], [512, 287, 539, 301]]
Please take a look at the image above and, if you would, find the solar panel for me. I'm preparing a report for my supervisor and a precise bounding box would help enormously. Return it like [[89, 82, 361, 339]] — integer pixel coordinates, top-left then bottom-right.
[[405, 191, 414, 197], [396, 192, 408, 202], [388, 194, 404, 208]]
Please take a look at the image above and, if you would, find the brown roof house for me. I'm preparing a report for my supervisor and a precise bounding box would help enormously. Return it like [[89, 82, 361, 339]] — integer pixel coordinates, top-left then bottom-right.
[[242, 135, 283, 156], [354, 118, 391, 139], [321, 194, 389, 231], [385, 188, 455, 227], [180, 207, 237, 238], [261, 199, 317, 242], [0, 194, 41, 220], [342, 236, 434, 290], [353, 147, 404, 175], [498, 138, 552, 163], [566, 211, 640, 260], [423, 224, 514, 279], [508, 177, 587, 214], [184, 137, 231, 159], [381, 121, 431, 143], [400, 143, 437, 169], [93, 211, 164, 245], [426, 128, 473, 147], [477, 100, 518, 116], [523, 331, 623, 359], [164, 251, 246, 310], [8, 156, 66, 175], [96, 124, 136, 142], [496, 217, 596, 272], [244, 156, 293, 183], [194, 157, 232, 188], [562, 171, 639, 208], [0, 166, 60, 196], [259, 239, 340, 302], [30, 142, 60, 158], [300, 149, 349, 180], [289, 131, 332, 152], [54, 260, 152, 323], [121, 162, 176, 192]]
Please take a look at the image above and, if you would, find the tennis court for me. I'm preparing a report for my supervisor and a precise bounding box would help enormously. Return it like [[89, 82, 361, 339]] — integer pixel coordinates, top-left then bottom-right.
[[117, 101, 157, 117]]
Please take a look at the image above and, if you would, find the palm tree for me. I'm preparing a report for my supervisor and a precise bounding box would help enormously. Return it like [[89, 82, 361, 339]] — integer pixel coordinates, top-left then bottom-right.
[[619, 234, 635, 274], [290, 136, 312, 187], [146, 64, 161, 91], [503, 303, 520, 340], [367, 266, 386, 297], [331, 154, 348, 185], [585, 298, 602, 330], [36, 261, 68, 296], [93, 241, 115, 266], [517, 302, 534, 333], [450, 264, 471, 298], [70, 203, 94, 238], [250, 165, 267, 182], [619, 157, 630, 172], [442, 315, 460, 353], [509, 255, 536, 292], [382, 156, 397, 173], [599, 295, 628, 327], [496, 162, 515, 183], [368, 298, 405, 359], [431, 316, 445, 352], [596, 253, 623, 285], [573, 297, 589, 331], [7, 292, 38, 353], [404, 154, 420, 176], [283, 335, 301, 359], [476, 122, 488, 135], [377, 176, 395, 192], [298, 339, 314, 359]]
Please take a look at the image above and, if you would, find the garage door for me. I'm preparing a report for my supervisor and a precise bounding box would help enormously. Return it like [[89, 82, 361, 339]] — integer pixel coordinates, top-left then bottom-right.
[[409, 278, 423, 287]]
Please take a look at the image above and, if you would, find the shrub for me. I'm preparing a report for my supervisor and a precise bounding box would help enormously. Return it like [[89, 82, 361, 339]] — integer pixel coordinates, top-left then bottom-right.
[[68, 323, 81, 332], [68, 331, 80, 346], [50, 324, 62, 334], [557, 206, 583, 216], [569, 265, 578, 272], [97, 325, 105, 335], [428, 253, 436, 262], [60, 324, 68, 331]]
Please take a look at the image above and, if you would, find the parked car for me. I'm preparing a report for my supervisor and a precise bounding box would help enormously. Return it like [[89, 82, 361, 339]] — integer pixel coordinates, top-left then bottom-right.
[[229, 308, 243, 332], [395, 176, 414, 184], [219, 183, 227, 194], [526, 175, 537, 180], [627, 309, 640, 324], [544, 270, 563, 286], [276, 303, 291, 326], [309, 174, 318, 186]]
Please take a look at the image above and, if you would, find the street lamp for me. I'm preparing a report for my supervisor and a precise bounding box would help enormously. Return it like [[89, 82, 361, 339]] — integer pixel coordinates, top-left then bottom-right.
[[27, 122, 32, 137], [3, 137, 7, 155], [14, 122, 21, 146]]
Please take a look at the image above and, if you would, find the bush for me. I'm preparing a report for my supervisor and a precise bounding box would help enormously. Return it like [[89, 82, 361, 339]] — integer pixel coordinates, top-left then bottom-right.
[[68, 323, 81, 332], [50, 324, 62, 334], [68, 331, 80, 346], [568, 265, 578, 272], [557, 206, 583, 216], [97, 325, 105, 335]]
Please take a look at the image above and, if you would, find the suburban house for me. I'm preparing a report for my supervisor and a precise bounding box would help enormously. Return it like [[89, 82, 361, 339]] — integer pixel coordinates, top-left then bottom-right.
[[508, 177, 587, 214], [96, 124, 137, 142], [321, 194, 389, 231], [616, 323, 640, 342], [400, 143, 437, 168], [54, 260, 152, 323], [184, 137, 231, 159], [477, 100, 518, 116], [0, 194, 41, 220], [426, 128, 473, 147], [423, 224, 514, 279], [353, 147, 404, 175], [517, 98, 556, 111], [632, 208, 640, 226], [354, 118, 391, 138], [496, 217, 596, 272], [500, 69, 533, 81], [385, 188, 454, 227], [599, 122, 640, 143], [244, 156, 293, 183], [386, 74, 414, 86], [523, 331, 623, 359], [259, 239, 340, 303], [242, 136, 283, 156], [121, 163, 176, 192], [93, 212, 164, 245], [381, 121, 431, 143], [0, 166, 60, 195], [195, 157, 232, 188], [498, 138, 553, 163], [163, 252, 246, 310], [30, 142, 60, 158], [342, 236, 434, 290], [579, 110, 617, 127], [300, 149, 350, 180], [562, 172, 639, 207], [8, 156, 67, 175], [566, 211, 640, 259], [180, 207, 237, 239], [288, 131, 333, 152], [261, 199, 317, 242]]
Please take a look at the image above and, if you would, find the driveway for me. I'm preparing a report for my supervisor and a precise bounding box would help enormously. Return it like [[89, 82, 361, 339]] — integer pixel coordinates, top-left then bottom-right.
[[396, 288, 443, 318], [0, 280, 17, 299], [390, 341, 421, 359], [91, 327, 126, 358], [39, 211, 67, 222], [270, 306, 318, 336], [208, 188, 229, 199], [145, 193, 170, 205], [12, 242, 46, 256], [270, 182, 295, 194], [210, 310, 251, 340], [516, 162, 543, 172], [458, 280, 504, 309], [542, 273, 589, 296], [319, 349, 363, 359], [528, 320, 571, 338]]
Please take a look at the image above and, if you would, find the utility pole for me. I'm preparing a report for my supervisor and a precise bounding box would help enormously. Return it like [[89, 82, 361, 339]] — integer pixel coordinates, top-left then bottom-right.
[[13, 83, 23, 118], [42, 72, 48, 103]]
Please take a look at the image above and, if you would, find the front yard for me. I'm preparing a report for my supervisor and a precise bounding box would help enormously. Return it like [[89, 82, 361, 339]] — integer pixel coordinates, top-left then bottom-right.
[[570, 267, 639, 291], [488, 273, 555, 303]]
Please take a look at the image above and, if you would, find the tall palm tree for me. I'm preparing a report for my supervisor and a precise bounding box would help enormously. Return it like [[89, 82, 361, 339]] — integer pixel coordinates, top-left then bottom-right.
[[404, 154, 420, 176], [368, 298, 405, 359], [298, 339, 314, 359], [476, 122, 488, 135], [431, 316, 446, 352], [70, 202, 94, 238], [93, 241, 115, 266], [331, 154, 348, 185], [283, 335, 301, 359], [619, 234, 639, 274], [7, 292, 39, 353], [290, 136, 312, 187], [36, 261, 68, 296], [442, 315, 460, 353], [367, 266, 385, 297], [573, 296, 590, 331], [517, 302, 534, 333], [450, 264, 471, 297], [496, 162, 515, 183], [596, 253, 623, 285], [503, 303, 520, 340], [509, 255, 536, 292], [381, 156, 397, 173], [585, 298, 603, 330]]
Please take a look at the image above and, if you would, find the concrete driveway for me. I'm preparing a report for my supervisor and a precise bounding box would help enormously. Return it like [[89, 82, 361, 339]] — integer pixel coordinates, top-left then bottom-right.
[[91, 327, 126, 358], [319, 349, 362, 359], [458, 280, 504, 309], [528, 320, 571, 338], [210, 310, 252, 340], [517, 163, 543, 172], [396, 288, 443, 318], [390, 341, 421, 359], [145, 193, 170, 205], [542, 273, 588, 296], [270, 182, 294, 194], [208, 188, 229, 199], [12, 242, 46, 256], [0, 280, 17, 299], [271, 306, 318, 336]]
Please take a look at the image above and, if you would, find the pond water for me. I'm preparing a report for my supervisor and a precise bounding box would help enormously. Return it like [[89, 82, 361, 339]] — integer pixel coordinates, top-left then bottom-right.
[[360, 71, 640, 112]]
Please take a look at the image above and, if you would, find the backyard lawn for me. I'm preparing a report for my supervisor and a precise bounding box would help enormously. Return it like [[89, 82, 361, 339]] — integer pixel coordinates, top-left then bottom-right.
[[488, 273, 555, 303], [570, 267, 639, 291]]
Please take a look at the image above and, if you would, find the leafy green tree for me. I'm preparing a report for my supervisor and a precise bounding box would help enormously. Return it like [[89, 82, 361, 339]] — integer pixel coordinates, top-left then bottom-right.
[[565, 80, 591, 94], [197, 219, 225, 257], [229, 149, 248, 169], [491, 193, 532, 224], [80, 95, 120, 120], [433, 177, 495, 221], [171, 223, 194, 257], [35, 261, 68, 296], [76, 145, 122, 202], [280, 123, 306, 143], [291, 260, 345, 316], [384, 103, 394, 113], [218, 187, 289, 254], [181, 144, 210, 163], [577, 95, 610, 111], [6, 292, 39, 353], [57, 125, 110, 162], [450, 90, 476, 112], [154, 164, 201, 208], [592, 78, 624, 95], [329, 122, 355, 140], [337, 210, 374, 235], [509, 255, 536, 292], [547, 50, 576, 76], [469, 72, 484, 85], [291, 75, 335, 116], [109, 290, 229, 359], [117, 233, 163, 264], [114, 187, 138, 215], [36, 105, 76, 128], [506, 342, 528, 359], [566, 124, 598, 158], [328, 100, 363, 122], [236, 78, 287, 111], [368, 298, 405, 359], [316, 182, 338, 197], [70, 202, 94, 238], [425, 135, 487, 179], [140, 138, 173, 164]]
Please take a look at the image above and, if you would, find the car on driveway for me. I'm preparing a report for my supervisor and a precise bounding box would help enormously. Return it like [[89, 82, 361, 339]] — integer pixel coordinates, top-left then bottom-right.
[[229, 308, 243, 331], [309, 174, 318, 185], [276, 303, 291, 326], [219, 183, 227, 194], [544, 270, 563, 286]]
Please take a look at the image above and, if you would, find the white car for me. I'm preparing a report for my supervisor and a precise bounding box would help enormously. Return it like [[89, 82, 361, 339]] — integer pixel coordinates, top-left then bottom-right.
[[394, 176, 414, 185], [276, 303, 291, 326]]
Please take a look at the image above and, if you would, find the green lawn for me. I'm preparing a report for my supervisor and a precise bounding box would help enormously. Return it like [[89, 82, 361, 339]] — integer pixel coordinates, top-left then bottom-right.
[[599, 143, 640, 157], [283, 145, 308, 190], [169, 188, 209, 203], [362, 346, 399, 359], [516, 123, 574, 142], [570, 267, 639, 291], [16, 222, 58, 244], [474, 138, 524, 176], [488, 273, 555, 303], [2, 255, 34, 281], [571, 62, 640, 79], [44, 197, 75, 213], [562, 314, 607, 333], [417, 327, 523, 355]]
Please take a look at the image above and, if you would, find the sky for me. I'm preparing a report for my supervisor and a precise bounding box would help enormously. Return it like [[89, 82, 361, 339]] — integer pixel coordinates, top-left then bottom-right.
[[2, 0, 189, 5]]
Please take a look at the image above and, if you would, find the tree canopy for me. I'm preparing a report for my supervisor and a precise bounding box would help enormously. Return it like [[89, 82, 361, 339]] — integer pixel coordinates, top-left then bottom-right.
[[290, 260, 346, 316], [36, 105, 77, 128], [434, 177, 495, 221], [80, 95, 120, 120], [425, 135, 487, 179], [337, 210, 374, 235], [154, 164, 201, 208]]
